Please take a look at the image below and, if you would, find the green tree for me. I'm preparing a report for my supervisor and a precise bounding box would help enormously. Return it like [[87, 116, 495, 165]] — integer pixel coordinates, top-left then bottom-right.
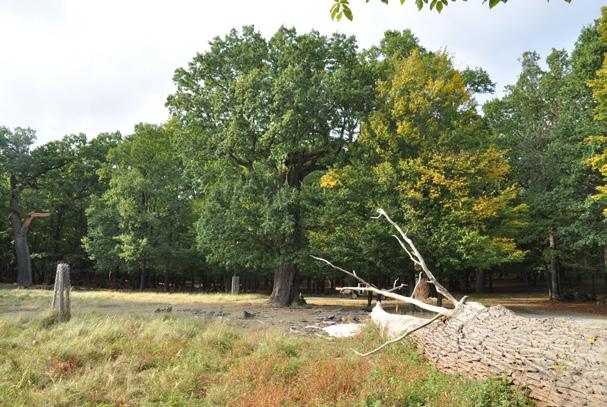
[[0, 169, 13, 280], [167, 26, 374, 305], [305, 31, 425, 294], [485, 17, 607, 299], [22, 132, 122, 284], [588, 7, 607, 213], [0, 127, 70, 287], [330, 0, 573, 21], [84, 124, 195, 290], [369, 51, 524, 289], [306, 153, 411, 295], [587, 7, 607, 290], [315, 50, 524, 299]]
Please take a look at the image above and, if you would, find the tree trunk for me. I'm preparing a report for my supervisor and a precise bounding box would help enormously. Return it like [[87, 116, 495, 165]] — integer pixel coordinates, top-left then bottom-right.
[[139, 267, 146, 291], [51, 263, 71, 321], [370, 302, 607, 407], [475, 269, 486, 294], [412, 274, 430, 300], [15, 233, 32, 287], [270, 263, 298, 306], [9, 176, 50, 288], [270, 186, 302, 306], [164, 259, 170, 292], [318, 208, 605, 406], [548, 228, 560, 301], [10, 176, 31, 288]]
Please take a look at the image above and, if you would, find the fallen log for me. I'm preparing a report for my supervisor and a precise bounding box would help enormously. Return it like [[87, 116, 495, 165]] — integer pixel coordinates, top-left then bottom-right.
[[370, 302, 607, 407], [312, 208, 607, 407]]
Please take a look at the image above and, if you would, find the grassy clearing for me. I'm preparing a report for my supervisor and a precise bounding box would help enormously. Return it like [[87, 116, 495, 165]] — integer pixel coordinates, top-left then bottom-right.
[[0, 286, 266, 313], [0, 299, 531, 407]]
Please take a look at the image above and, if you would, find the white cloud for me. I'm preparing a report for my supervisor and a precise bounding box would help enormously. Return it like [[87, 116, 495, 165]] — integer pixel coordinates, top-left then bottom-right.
[[0, 0, 601, 144]]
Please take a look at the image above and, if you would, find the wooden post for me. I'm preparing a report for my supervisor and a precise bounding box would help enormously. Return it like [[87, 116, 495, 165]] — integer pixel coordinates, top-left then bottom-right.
[[51, 263, 71, 321], [231, 275, 240, 295]]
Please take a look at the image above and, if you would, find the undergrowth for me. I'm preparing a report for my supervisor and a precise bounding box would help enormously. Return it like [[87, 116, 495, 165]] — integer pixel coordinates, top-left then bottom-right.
[[0, 311, 532, 407]]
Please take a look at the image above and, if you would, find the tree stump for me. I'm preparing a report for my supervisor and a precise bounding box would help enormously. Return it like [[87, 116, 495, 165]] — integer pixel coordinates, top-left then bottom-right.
[[412, 274, 430, 300], [51, 263, 71, 321]]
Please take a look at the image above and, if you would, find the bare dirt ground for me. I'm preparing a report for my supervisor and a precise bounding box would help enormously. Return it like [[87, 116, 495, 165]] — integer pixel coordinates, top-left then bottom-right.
[[466, 292, 607, 329], [2, 287, 607, 333], [0, 288, 372, 335]]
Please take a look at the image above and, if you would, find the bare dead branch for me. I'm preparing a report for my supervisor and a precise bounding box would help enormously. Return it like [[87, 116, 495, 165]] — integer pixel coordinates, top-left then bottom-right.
[[353, 314, 442, 357], [392, 234, 420, 266], [336, 285, 452, 315], [386, 278, 406, 293], [310, 255, 377, 288], [374, 209, 459, 306]]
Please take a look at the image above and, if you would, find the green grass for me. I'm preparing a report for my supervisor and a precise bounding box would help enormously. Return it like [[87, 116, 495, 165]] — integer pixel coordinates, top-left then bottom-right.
[[0, 290, 532, 407]]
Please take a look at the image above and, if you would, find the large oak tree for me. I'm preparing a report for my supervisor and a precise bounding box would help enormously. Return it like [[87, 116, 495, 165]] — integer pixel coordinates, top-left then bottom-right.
[[167, 26, 373, 305]]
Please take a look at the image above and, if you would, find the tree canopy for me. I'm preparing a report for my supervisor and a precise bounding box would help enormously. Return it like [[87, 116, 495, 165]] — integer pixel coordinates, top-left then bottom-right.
[[167, 26, 374, 305], [330, 0, 573, 21], [1, 9, 606, 303], [588, 7, 607, 216]]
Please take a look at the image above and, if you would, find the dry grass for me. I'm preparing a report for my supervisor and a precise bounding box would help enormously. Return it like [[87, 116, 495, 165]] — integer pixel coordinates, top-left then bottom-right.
[[0, 289, 531, 407], [0, 286, 266, 318], [74, 290, 267, 305]]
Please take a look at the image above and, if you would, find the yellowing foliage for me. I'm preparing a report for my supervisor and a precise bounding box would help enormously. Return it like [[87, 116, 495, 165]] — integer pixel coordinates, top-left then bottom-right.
[[587, 7, 607, 215], [584, 136, 607, 214], [319, 172, 342, 189], [360, 49, 524, 271]]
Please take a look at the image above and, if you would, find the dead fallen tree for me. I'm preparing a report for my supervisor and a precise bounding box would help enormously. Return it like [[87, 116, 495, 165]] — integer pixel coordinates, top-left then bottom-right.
[[313, 209, 607, 407]]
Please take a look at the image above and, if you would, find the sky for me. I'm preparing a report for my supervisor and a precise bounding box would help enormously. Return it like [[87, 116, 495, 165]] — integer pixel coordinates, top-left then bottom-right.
[[0, 0, 603, 144]]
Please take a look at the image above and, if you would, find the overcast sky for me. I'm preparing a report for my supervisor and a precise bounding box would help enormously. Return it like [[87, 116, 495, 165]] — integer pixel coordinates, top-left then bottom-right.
[[0, 0, 603, 144]]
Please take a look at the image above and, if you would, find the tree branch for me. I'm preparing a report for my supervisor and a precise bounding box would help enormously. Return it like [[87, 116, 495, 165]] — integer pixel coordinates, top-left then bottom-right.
[[373, 209, 459, 306], [311, 256, 449, 315], [336, 285, 452, 316], [310, 255, 376, 288], [386, 278, 406, 293], [228, 152, 254, 173], [352, 314, 442, 357], [22, 211, 51, 228]]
